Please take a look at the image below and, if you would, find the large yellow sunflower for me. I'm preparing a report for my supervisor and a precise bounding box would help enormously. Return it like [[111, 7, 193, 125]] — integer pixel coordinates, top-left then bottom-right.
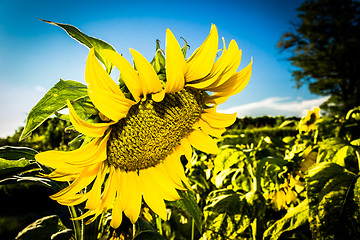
[[35, 24, 252, 228]]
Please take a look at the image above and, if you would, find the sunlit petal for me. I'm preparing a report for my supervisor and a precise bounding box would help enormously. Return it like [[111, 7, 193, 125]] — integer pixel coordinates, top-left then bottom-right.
[[67, 99, 114, 137], [185, 24, 218, 82], [187, 129, 218, 154], [102, 49, 142, 101], [201, 108, 237, 129], [88, 87, 134, 122], [123, 171, 142, 224], [129, 48, 163, 97], [165, 28, 188, 93], [140, 168, 167, 220], [85, 48, 125, 97], [207, 58, 252, 104]]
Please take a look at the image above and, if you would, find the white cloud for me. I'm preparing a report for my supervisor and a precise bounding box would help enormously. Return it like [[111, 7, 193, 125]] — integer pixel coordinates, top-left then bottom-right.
[[218, 96, 330, 117], [34, 85, 46, 93]]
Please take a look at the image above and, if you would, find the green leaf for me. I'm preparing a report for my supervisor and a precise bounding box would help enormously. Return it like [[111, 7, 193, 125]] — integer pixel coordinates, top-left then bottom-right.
[[0, 158, 39, 180], [202, 190, 262, 239], [20, 79, 88, 141], [213, 147, 246, 175], [15, 215, 70, 240], [306, 162, 360, 239], [42, 19, 116, 73], [0, 146, 38, 160], [333, 145, 353, 167], [133, 218, 164, 240], [263, 199, 309, 240], [166, 190, 203, 233], [0, 146, 40, 180]]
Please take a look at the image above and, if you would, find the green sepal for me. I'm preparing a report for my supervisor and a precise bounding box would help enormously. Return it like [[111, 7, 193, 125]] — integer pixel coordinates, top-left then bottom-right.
[[150, 40, 166, 74], [41, 19, 116, 73], [20, 79, 88, 141], [180, 37, 189, 58]]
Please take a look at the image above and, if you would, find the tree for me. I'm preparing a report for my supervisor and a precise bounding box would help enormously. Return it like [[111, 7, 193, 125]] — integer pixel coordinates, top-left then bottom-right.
[[278, 0, 360, 115]]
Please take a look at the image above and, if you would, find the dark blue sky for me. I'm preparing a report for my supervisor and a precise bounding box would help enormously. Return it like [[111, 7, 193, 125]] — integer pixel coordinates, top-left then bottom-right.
[[0, 0, 327, 137]]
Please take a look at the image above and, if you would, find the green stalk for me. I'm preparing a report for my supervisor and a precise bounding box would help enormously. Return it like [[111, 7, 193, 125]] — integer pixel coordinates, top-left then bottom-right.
[[191, 218, 195, 240], [68, 206, 83, 240], [156, 216, 163, 235]]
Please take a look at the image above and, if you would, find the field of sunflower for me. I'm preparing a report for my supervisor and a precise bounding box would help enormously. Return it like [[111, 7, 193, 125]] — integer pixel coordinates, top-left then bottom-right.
[[0, 21, 360, 240]]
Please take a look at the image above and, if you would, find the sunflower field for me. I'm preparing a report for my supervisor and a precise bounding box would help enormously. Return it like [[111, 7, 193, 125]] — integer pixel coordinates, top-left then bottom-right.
[[1, 21, 360, 240]]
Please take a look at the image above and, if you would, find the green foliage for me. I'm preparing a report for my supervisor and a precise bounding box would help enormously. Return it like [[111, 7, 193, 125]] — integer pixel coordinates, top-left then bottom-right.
[[278, 0, 360, 115], [166, 190, 203, 233], [306, 162, 360, 239], [263, 200, 309, 240], [41, 19, 116, 73], [20, 80, 89, 141], [15, 215, 72, 240]]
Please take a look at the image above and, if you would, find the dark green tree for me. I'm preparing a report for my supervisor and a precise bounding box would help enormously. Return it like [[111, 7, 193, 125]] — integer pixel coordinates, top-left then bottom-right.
[[278, 0, 360, 115]]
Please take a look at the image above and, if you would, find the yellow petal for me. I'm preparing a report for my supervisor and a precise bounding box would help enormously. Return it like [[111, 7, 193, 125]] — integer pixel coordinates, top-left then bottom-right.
[[85, 163, 108, 210], [185, 24, 218, 82], [205, 40, 242, 89], [151, 166, 181, 201], [129, 48, 163, 97], [187, 129, 218, 154], [51, 162, 102, 200], [45, 170, 78, 181], [139, 168, 167, 220], [100, 166, 117, 211], [164, 150, 190, 188], [165, 28, 188, 93], [207, 58, 252, 100], [186, 39, 241, 89], [194, 119, 225, 138], [110, 169, 124, 229], [201, 108, 237, 129], [102, 49, 142, 101], [180, 138, 193, 161], [36, 134, 109, 169], [86, 48, 125, 97], [67, 99, 113, 137], [157, 160, 187, 191], [152, 89, 165, 102], [123, 171, 142, 224], [88, 87, 134, 122]]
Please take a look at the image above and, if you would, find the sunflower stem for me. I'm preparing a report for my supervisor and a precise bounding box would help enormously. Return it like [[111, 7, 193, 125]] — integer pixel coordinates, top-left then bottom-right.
[[156, 216, 163, 235], [68, 206, 83, 240], [191, 218, 195, 240]]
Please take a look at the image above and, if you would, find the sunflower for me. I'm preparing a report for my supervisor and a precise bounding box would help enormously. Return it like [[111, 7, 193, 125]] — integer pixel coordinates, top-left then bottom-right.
[[35, 24, 252, 228], [299, 107, 320, 133]]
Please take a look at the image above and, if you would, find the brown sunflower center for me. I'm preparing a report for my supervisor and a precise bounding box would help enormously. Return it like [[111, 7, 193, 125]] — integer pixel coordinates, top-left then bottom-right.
[[106, 88, 205, 171]]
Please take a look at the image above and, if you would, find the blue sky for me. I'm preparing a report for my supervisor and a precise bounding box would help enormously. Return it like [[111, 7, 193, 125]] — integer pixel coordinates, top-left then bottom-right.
[[0, 0, 327, 137]]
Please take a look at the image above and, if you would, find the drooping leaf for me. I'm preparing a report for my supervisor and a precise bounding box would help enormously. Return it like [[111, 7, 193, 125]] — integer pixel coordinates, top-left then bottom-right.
[[0, 146, 38, 160], [306, 162, 360, 240], [133, 218, 164, 240], [20, 79, 88, 141], [0, 158, 39, 180], [166, 190, 202, 233], [15, 215, 70, 240], [41, 19, 116, 73], [0, 146, 40, 180], [263, 199, 309, 240]]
